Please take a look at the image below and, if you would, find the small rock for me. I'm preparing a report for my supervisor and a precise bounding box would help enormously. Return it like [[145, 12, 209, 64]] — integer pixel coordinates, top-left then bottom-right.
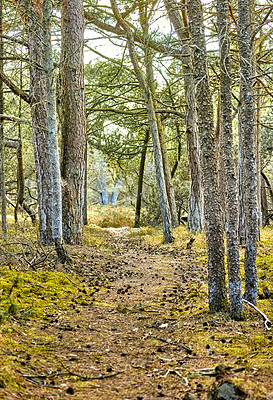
[[212, 382, 238, 400]]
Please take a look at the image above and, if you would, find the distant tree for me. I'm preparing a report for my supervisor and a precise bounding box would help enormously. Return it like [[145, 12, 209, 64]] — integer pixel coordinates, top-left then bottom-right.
[[110, 0, 174, 243], [138, 2, 178, 228]]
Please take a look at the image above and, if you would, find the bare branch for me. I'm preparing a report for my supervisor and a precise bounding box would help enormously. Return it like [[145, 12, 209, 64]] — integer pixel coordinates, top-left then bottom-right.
[[0, 114, 31, 124], [0, 69, 30, 103]]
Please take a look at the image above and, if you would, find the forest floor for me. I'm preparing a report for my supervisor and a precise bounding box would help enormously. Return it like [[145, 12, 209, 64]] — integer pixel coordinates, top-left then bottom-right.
[[1, 213, 273, 399]]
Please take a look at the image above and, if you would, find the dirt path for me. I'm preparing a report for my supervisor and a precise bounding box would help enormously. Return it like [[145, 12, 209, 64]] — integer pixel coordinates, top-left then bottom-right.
[[2, 228, 273, 399]]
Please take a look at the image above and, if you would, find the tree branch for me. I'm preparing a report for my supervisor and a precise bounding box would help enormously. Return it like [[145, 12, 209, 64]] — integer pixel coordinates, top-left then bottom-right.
[[0, 114, 31, 124], [84, 10, 182, 60], [0, 69, 30, 103]]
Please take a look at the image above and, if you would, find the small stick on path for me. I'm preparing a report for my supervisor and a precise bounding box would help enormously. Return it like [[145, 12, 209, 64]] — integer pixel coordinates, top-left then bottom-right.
[[60, 362, 124, 380]]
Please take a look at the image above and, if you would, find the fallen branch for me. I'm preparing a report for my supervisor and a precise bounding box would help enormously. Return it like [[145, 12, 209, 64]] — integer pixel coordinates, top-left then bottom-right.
[[60, 362, 123, 380], [243, 299, 272, 330]]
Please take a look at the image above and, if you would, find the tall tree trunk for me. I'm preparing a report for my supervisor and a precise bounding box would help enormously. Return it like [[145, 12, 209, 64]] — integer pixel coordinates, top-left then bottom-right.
[[60, 0, 86, 244], [256, 74, 262, 228], [238, 105, 246, 245], [237, 0, 258, 305], [14, 0, 65, 248], [215, 96, 226, 226], [187, 0, 227, 312], [43, 0, 63, 244], [217, 0, 243, 319], [22, 0, 54, 244], [145, 48, 179, 228], [0, 0, 7, 237], [14, 64, 24, 224], [110, 0, 174, 243], [135, 128, 149, 228], [164, 0, 204, 233]]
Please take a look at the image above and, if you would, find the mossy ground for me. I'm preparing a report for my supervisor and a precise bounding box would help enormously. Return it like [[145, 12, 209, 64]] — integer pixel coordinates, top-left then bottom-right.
[[0, 207, 273, 399]]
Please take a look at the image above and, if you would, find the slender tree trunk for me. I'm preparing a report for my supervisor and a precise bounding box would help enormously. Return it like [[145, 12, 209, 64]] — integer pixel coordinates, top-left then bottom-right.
[[110, 0, 173, 243], [99, 156, 109, 205], [14, 65, 24, 224], [15, 138, 24, 223], [43, 0, 63, 243], [164, 0, 204, 233], [83, 144, 88, 225], [261, 171, 273, 223], [145, 48, 179, 228], [111, 179, 121, 206], [237, 0, 258, 305], [187, 0, 227, 312], [60, 0, 86, 244], [256, 75, 262, 227], [217, 0, 243, 319], [0, 0, 7, 237], [238, 105, 246, 245], [215, 96, 226, 226], [261, 173, 268, 226], [135, 128, 149, 227]]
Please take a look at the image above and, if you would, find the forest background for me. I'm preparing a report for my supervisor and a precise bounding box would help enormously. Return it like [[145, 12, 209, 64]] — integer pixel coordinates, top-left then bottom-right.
[[0, 0, 273, 398]]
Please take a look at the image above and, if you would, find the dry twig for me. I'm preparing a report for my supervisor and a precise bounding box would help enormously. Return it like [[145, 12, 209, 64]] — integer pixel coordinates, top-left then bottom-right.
[[243, 299, 272, 330]]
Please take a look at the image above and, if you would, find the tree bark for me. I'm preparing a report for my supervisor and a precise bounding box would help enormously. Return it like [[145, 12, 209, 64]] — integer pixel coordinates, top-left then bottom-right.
[[237, 0, 258, 305], [20, 0, 54, 244], [60, 0, 86, 244], [110, 0, 174, 243], [12, 0, 65, 248], [238, 105, 246, 245], [217, 0, 243, 319], [0, 0, 7, 237], [187, 0, 227, 312], [43, 0, 63, 243], [164, 0, 204, 233]]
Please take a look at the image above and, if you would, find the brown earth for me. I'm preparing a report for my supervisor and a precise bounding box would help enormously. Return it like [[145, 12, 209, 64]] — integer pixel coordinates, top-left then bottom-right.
[[1, 227, 273, 400]]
